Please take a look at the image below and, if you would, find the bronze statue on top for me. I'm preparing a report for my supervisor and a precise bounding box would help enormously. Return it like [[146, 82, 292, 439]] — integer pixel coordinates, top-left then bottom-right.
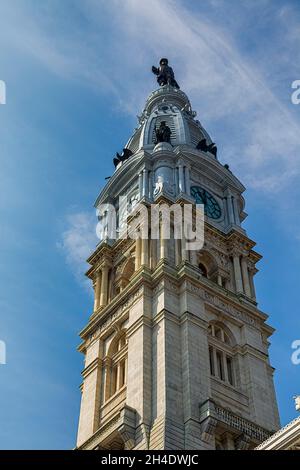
[[152, 58, 180, 89]]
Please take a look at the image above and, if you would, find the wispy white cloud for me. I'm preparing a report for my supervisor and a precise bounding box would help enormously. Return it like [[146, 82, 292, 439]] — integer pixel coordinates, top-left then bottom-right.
[[57, 211, 98, 291], [2, 0, 300, 263], [2, 0, 299, 193]]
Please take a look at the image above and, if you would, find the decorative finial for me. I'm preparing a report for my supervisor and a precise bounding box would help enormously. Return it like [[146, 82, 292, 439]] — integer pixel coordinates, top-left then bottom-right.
[[151, 58, 180, 89]]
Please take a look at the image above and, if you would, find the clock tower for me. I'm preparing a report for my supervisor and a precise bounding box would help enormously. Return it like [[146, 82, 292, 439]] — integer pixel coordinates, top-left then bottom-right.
[[76, 60, 280, 450]]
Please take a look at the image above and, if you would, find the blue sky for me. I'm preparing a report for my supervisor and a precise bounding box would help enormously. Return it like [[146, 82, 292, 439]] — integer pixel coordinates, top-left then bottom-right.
[[0, 0, 300, 449]]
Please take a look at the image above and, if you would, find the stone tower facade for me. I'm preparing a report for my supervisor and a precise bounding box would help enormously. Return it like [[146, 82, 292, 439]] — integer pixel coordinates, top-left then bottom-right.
[[76, 80, 280, 450]]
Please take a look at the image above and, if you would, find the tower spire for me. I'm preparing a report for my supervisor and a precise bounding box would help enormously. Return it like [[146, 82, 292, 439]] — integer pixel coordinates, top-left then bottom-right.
[[76, 61, 280, 451]]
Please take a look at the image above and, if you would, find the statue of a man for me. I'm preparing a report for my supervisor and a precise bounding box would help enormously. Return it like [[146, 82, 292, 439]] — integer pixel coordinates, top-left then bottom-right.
[[152, 58, 180, 89], [155, 121, 171, 144]]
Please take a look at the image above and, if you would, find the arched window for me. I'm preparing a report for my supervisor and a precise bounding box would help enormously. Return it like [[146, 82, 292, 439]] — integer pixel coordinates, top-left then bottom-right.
[[114, 258, 135, 295], [208, 323, 235, 386], [197, 251, 218, 283], [198, 263, 208, 278], [105, 331, 128, 400]]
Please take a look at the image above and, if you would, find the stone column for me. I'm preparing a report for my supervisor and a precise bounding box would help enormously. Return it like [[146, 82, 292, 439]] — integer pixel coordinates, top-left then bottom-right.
[[175, 239, 181, 265], [226, 191, 235, 225], [184, 165, 191, 195], [139, 172, 143, 199], [213, 348, 218, 377], [232, 253, 243, 293], [108, 268, 115, 302], [190, 249, 197, 267], [223, 433, 236, 450], [135, 237, 142, 270], [222, 198, 227, 219], [248, 266, 257, 301], [232, 196, 240, 226], [124, 357, 128, 384], [142, 168, 148, 198], [178, 163, 185, 193], [141, 236, 149, 266], [181, 235, 189, 262], [241, 257, 251, 297], [148, 171, 153, 199], [116, 363, 121, 390], [217, 274, 223, 287], [103, 357, 112, 401], [160, 221, 168, 260], [94, 270, 101, 311], [222, 351, 228, 382], [150, 239, 157, 269], [175, 167, 179, 194], [100, 263, 110, 308]]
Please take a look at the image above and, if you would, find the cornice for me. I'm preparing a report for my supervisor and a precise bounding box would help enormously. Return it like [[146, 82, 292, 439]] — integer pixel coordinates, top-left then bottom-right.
[[79, 269, 153, 341], [76, 404, 137, 450], [80, 257, 272, 351], [176, 262, 269, 325], [94, 151, 152, 208], [178, 147, 246, 193], [81, 357, 102, 379], [255, 416, 300, 450], [86, 242, 113, 269]]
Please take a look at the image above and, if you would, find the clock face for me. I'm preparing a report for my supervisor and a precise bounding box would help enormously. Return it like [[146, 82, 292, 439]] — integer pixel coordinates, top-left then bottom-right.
[[190, 186, 222, 219]]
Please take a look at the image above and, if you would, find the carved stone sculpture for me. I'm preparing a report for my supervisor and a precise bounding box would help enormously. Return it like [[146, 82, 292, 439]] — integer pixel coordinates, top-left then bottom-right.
[[155, 121, 171, 144]]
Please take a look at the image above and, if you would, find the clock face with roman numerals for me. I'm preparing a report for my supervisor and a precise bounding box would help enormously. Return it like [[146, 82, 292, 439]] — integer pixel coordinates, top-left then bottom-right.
[[190, 186, 222, 219]]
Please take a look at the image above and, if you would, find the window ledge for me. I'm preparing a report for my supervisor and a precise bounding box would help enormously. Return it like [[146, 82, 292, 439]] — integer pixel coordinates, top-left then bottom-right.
[[102, 385, 127, 408]]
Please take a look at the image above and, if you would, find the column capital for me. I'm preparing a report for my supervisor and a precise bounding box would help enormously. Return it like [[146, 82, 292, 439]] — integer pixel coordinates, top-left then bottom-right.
[[94, 267, 102, 276], [102, 356, 112, 368], [100, 259, 112, 271], [248, 263, 258, 275], [229, 247, 241, 258]]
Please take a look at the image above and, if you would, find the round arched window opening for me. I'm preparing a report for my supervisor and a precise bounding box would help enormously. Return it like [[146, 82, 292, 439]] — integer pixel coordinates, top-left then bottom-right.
[[105, 331, 128, 400], [208, 323, 235, 387], [199, 263, 208, 277]]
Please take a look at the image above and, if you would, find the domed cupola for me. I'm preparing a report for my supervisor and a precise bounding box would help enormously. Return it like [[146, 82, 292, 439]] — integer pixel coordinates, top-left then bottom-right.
[[96, 59, 247, 235], [126, 84, 216, 156]]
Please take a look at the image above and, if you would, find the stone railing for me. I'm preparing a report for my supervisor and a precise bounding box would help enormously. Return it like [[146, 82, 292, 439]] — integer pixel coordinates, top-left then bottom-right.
[[199, 399, 273, 444]]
